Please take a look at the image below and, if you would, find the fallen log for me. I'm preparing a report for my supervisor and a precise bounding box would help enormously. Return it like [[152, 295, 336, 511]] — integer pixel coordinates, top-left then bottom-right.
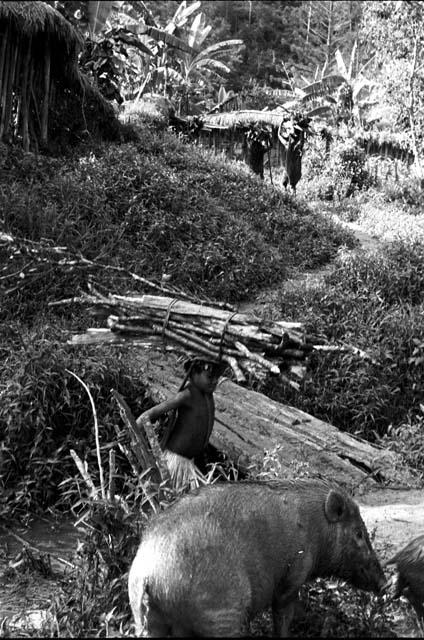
[[138, 351, 409, 489]]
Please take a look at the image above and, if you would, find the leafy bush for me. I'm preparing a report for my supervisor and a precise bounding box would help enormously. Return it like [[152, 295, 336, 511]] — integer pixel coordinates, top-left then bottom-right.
[[303, 136, 374, 201], [380, 411, 424, 475], [262, 242, 424, 440]]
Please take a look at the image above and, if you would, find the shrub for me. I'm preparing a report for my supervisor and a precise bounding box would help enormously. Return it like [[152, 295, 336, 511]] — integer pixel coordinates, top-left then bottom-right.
[[380, 411, 424, 475], [303, 136, 374, 201]]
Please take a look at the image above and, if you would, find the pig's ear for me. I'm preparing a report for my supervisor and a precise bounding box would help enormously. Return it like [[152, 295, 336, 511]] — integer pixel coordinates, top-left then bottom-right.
[[324, 490, 347, 522]]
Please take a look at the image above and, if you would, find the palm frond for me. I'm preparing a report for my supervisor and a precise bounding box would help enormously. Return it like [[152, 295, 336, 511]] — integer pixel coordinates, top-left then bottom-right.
[[115, 28, 154, 56], [335, 49, 348, 78], [305, 105, 333, 119], [138, 25, 199, 54], [193, 58, 231, 75], [171, 0, 201, 28], [302, 74, 346, 100], [198, 39, 244, 57], [156, 66, 184, 84], [187, 11, 211, 48], [348, 39, 358, 80]]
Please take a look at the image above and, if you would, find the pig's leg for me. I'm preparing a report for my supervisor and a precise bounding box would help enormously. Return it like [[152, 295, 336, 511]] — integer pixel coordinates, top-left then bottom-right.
[[272, 593, 298, 637], [140, 593, 171, 637]]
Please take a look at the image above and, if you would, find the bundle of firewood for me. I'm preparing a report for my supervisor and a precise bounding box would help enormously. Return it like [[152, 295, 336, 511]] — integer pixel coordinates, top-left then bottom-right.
[[68, 292, 326, 389]]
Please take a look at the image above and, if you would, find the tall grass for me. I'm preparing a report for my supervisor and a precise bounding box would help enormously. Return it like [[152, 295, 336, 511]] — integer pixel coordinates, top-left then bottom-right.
[[262, 241, 424, 443]]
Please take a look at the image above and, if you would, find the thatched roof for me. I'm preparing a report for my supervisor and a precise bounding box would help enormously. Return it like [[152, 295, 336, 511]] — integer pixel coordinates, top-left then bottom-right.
[[203, 110, 288, 130], [0, 1, 121, 150], [0, 1, 83, 54]]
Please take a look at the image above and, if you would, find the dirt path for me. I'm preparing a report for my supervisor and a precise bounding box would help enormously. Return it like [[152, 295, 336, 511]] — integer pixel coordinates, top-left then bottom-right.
[[358, 488, 424, 558], [239, 216, 381, 316]]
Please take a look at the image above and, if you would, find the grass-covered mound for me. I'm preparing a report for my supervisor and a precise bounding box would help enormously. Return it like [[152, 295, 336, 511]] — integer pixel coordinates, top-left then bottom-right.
[[262, 240, 424, 453], [1, 130, 354, 316]]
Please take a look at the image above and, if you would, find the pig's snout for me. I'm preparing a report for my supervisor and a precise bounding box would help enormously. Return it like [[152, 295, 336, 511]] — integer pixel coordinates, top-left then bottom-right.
[[355, 557, 386, 594]]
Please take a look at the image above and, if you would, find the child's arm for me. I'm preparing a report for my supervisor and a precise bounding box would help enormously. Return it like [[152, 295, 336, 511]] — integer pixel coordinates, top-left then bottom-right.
[[136, 388, 191, 428]]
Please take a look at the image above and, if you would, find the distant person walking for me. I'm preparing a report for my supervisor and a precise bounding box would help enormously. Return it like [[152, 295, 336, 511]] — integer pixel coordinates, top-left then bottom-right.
[[136, 358, 226, 492]]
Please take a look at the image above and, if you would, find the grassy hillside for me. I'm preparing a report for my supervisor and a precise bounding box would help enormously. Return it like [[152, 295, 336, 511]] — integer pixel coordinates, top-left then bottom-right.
[[1, 127, 354, 317]]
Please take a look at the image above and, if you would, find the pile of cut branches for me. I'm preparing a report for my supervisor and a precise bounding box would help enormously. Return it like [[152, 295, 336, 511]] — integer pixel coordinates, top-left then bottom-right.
[[0, 231, 228, 307], [68, 292, 333, 389]]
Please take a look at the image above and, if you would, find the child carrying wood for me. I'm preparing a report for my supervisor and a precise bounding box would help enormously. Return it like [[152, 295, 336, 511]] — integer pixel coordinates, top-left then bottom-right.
[[136, 357, 226, 492]]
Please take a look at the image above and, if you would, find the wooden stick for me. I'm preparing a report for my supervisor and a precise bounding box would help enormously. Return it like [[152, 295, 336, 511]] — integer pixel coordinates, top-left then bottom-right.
[[108, 448, 116, 501], [234, 340, 280, 374], [70, 449, 98, 498], [41, 36, 50, 145], [66, 370, 106, 500], [113, 294, 250, 324], [223, 356, 246, 383]]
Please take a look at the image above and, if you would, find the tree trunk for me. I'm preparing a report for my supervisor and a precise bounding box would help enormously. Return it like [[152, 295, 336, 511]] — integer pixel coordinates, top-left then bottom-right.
[[140, 352, 406, 489]]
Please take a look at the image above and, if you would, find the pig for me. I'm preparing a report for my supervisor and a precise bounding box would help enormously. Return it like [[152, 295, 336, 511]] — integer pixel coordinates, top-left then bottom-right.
[[128, 479, 385, 637], [384, 533, 424, 625]]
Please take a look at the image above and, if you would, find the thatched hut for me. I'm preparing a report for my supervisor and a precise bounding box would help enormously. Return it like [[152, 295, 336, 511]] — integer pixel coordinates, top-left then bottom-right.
[[0, 1, 120, 152]]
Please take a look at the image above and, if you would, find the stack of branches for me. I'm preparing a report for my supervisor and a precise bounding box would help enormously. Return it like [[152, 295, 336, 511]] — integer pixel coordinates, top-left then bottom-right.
[[0, 231, 230, 308], [68, 292, 372, 389]]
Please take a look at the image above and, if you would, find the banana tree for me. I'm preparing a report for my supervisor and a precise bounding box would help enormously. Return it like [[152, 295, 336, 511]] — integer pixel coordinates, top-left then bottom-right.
[[171, 12, 243, 113], [138, 8, 243, 112], [132, 1, 207, 100], [70, 0, 200, 102]]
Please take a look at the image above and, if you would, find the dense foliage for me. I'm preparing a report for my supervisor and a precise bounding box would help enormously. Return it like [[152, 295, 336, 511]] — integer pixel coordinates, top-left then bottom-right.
[[0, 322, 151, 517], [149, 1, 363, 89]]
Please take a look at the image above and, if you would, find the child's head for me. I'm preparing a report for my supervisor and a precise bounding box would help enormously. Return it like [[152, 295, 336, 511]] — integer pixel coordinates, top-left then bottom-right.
[[184, 358, 226, 393]]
